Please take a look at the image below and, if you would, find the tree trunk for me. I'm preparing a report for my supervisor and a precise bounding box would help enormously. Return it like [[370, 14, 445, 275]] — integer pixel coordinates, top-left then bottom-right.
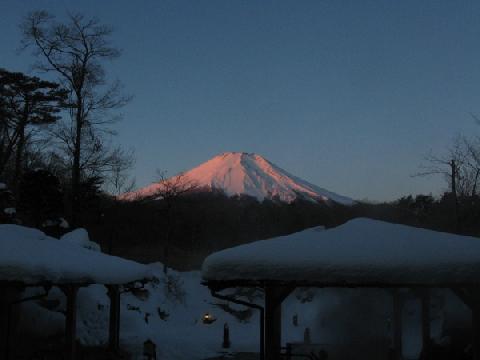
[[70, 98, 83, 226], [14, 102, 29, 195], [0, 127, 21, 177], [163, 200, 173, 274], [13, 128, 25, 198], [451, 160, 459, 231], [472, 169, 480, 197]]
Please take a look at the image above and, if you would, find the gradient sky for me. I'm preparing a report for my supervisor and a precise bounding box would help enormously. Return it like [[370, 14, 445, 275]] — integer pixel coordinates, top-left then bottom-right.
[[1, 0, 480, 201]]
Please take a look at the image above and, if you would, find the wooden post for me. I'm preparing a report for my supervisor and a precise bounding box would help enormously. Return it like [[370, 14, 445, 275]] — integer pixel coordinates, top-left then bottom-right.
[[473, 306, 480, 360], [143, 339, 157, 360], [63, 285, 79, 360], [452, 287, 480, 360], [264, 286, 294, 360], [259, 307, 265, 360], [222, 322, 231, 348], [471, 287, 480, 360], [286, 343, 292, 360], [107, 285, 121, 353], [420, 289, 430, 359], [264, 286, 281, 360], [2, 286, 20, 360], [392, 290, 403, 360]]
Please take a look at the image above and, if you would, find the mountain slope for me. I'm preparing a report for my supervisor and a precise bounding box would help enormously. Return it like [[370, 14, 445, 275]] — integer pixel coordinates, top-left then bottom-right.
[[121, 152, 353, 205]]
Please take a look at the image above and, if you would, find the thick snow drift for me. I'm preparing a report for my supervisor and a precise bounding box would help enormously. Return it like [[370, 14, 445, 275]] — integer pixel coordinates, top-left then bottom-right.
[[121, 152, 353, 205], [60, 228, 101, 252], [0, 224, 152, 284], [202, 218, 480, 285]]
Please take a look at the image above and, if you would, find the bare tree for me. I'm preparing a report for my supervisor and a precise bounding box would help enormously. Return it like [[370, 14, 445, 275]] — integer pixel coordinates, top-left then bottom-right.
[[145, 171, 199, 273], [149, 171, 199, 201], [460, 136, 480, 197], [21, 11, 131, 224], [415, 137, 469, 230], [103, 147, 136, 196]]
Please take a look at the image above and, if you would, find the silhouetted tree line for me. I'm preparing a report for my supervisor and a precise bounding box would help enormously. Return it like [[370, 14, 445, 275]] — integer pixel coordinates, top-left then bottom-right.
[[353, 192, 480, 238], [80, 186, 480, 270], [375, 132, 480, 236], [83, 191, 354, 270]]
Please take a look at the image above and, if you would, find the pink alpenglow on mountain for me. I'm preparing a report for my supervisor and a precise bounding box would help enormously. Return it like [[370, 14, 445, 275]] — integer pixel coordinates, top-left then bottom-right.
[[121, 152, 354, 205]]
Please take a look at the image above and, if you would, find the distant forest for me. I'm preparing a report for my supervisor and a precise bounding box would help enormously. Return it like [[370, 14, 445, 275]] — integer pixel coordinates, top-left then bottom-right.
[[79, 187, 480, 270]]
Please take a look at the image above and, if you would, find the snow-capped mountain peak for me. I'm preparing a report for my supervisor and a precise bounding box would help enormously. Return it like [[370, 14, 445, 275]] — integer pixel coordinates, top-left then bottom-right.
[[121, 152, 353, 205]]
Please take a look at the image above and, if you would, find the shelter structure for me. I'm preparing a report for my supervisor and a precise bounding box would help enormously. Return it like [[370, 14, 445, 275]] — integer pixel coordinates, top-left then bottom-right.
[[202, 218, 480, 360], [0, 224, 153, 359]]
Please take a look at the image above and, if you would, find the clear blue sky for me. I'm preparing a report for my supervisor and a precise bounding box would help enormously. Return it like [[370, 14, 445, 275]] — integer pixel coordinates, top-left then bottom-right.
[[1, 0, 480, 201]]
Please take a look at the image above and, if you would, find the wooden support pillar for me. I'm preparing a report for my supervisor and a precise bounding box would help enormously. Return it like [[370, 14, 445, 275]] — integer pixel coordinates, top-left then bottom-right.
[[471, 287, 480, 360], [452, 287, 480, 360], [392, 290, 403, 360], [473, 306, 480, 360], [107, 285, 121, 353], [2, 286, 22, 360], [63, 285, 79, 360], [259, 308, 265, 360], [420, 289, 430, 359], [264, 285, 294, 360], [264, 286, 281, 360]]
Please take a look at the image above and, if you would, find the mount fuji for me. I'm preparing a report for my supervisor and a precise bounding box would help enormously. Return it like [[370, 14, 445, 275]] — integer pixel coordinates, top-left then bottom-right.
[[121, 152, 354, 205]]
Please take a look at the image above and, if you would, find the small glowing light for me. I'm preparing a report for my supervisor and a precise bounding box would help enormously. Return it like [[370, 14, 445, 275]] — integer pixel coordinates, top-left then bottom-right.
[[202, 312, 216, 324]]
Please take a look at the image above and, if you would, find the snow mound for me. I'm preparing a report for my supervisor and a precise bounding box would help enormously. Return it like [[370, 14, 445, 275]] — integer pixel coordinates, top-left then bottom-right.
[[0, 224, 49, 242], [0, 224, 152, 284], [202, 218, 480, 285], [4, 207, 16, 215], [121, 152, 353, 205], [60, 228, 101, 252]]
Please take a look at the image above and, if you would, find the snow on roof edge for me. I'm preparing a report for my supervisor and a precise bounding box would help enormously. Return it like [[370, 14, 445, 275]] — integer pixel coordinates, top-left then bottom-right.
[[0, 224, 154, 285], [202, 218, 480, 286]]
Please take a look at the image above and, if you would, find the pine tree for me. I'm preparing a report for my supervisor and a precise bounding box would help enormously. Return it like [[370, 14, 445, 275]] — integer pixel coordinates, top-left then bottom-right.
[[0, 69, 66, 187]]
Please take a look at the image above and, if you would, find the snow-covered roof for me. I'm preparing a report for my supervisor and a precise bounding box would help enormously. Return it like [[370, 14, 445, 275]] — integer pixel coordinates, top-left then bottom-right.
[[0, 224, 153, 285], [202, 218, 480, 286]]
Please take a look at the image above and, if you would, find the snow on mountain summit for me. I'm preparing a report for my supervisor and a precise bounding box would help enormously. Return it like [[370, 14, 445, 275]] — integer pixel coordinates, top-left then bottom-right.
[[121, 152, 354, 205]]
